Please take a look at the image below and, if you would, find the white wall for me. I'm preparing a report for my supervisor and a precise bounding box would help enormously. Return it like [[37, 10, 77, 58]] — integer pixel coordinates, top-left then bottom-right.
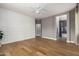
[[69, 9, 75, 43], [75, 4, 79, 45], [0, 8, 35, 44], [42, 16, 56, 40], [42, 13, 70, 42], [75, 10, 78, 44]]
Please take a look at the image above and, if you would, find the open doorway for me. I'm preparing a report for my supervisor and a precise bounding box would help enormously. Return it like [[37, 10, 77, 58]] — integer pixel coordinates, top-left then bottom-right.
[[56, 14, 67, 42], [35, 19, 42, 38]]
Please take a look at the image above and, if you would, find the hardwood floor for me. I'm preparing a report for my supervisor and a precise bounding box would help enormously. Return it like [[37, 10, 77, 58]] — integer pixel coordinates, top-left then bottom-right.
[[0, 38, 79, 56]]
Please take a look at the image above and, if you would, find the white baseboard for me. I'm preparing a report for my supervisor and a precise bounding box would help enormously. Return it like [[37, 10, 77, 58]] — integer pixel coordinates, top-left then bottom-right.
[[74, 42, 79, 45], [66, 40, 77, 45], [67, 40, 73, 43], [2, 36, 35, 45], [76, 44, 79, 45], [42, 36, 57, 40], [70, 41, 75, 43]]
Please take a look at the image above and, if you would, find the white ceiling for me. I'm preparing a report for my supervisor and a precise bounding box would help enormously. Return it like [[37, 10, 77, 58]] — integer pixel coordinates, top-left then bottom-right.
[[0, 3, 76, 19]]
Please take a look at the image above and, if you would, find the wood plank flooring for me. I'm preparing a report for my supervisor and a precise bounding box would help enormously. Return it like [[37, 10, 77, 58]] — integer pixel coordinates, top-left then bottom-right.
[[0, 38, 79, 56]]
